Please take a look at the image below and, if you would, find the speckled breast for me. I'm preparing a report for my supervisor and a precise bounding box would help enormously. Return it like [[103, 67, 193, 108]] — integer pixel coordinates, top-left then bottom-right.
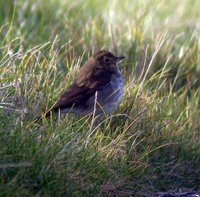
[[90, 67, 123, 115]]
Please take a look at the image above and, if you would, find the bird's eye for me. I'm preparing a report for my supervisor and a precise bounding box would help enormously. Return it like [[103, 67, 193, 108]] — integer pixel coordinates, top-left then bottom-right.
[[104, 57, 110, 63]]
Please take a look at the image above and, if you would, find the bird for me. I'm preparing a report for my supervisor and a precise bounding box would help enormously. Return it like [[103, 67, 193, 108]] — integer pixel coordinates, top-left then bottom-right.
[[34, 50, 125, 122]]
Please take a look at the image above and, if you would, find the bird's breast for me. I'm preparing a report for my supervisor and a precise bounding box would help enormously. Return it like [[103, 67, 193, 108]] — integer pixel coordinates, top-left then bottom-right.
[[92, 69, 123, 115]]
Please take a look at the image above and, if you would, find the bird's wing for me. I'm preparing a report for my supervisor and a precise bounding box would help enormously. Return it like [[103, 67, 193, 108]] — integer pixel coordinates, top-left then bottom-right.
[[51, 69, 112, 111]]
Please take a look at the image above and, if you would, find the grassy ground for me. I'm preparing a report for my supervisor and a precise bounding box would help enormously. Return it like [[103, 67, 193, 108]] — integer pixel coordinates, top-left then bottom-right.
[[0, 0, 200, 196]]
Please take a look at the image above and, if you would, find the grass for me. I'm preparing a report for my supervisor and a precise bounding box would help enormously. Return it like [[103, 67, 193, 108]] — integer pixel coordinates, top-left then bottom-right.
[[0, 0, 200, 196]]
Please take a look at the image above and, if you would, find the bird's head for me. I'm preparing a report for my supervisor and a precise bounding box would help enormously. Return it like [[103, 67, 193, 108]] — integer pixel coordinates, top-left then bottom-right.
[[92, 50, 125, 70]]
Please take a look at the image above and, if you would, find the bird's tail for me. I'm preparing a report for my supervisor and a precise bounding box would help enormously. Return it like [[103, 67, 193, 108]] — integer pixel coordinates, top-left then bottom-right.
[[33, 110, 52, 123]]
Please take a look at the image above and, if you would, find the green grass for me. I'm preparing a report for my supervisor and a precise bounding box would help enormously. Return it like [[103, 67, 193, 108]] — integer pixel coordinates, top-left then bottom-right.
[[0, 0, 200, 196]]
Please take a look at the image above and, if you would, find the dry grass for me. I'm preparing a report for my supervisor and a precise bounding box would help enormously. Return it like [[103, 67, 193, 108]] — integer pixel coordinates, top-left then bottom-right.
[[0, 0, 200, 196]]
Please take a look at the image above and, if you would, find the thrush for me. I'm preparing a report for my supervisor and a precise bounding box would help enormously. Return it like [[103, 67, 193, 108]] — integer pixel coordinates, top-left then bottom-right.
[[34, 50, 125, 122]]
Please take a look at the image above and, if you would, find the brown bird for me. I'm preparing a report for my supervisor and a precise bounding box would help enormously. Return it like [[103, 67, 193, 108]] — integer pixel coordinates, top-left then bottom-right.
[[34, 50, 125, 122]]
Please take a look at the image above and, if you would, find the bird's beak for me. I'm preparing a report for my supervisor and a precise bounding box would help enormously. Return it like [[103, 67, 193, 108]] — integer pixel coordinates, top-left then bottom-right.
[[116, 56, 125, 64]]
